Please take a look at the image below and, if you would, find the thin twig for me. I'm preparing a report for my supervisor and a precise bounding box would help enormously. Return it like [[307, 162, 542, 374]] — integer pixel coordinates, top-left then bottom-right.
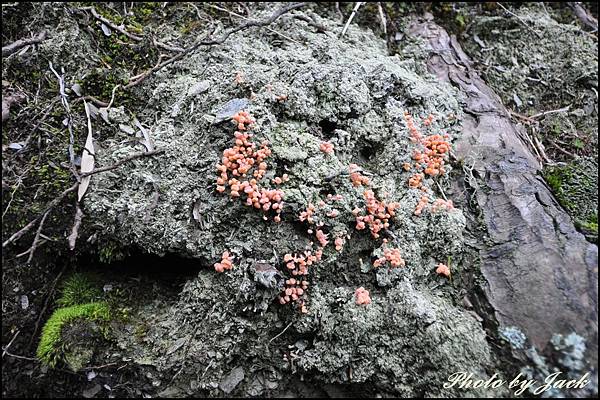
[[2, 351, 37, 361], [2, 31, 47, 57], [268, 321, 294, 344], [2, 330, 20, 359], [26, 209, 50, 264], [529, 106, 571, 119], [435, 180, 447, 201], [548, 139, 578, 158], [74, 95, 109, 108], [82, 148, 164, 177], [496, 3, 542, 38], [340, 2, 364, 37], [48, 62, 76, 174], [204, 3, 301, 44], [83, 6, 143, 41], [106, 84, 120, 111]]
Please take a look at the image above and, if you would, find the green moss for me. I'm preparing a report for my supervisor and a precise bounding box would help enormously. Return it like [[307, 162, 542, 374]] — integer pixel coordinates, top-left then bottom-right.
[[57, 273, 102, 307], [578, 213, 598, 236], [36, 302, 110, 367], [543, 159, 598, 241]]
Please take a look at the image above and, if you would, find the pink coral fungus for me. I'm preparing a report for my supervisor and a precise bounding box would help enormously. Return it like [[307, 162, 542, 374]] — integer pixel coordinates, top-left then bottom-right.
[[214, 251, 234, 273], [279, 278, 309, 303], [334, 236, 345, 251], [414, 195, 429, 216], [299, 203, 316, 223], [283, 249, 322, 276], [404, 112, 452, 180], [355, 287, 371, 305], [431, 199, 454, 213], [315, 229, 329, 247]]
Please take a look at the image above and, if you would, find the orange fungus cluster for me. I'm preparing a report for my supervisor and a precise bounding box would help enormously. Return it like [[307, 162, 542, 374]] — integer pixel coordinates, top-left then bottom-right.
[[319, 141, 334, 154], [349, 164, 370, 187], [404, 112, 452, 179], [436, 263, 451, 278], [431, 198, 454, 213], [414, 195, 429, 216], [279, 278, 309, 313], [355, 287, 371, 305], [283, 250, 322, 277], [214, 251, 234, 273], [353, 190, 399, 239], [215, 111, 286, 222], [373, 242, 405, 268]]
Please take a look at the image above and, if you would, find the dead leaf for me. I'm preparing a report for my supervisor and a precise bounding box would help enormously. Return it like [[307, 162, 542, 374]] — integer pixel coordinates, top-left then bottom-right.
[[78, 102, 95, 202], [134, 118, 154, 152], [100, 23, 112, 37]]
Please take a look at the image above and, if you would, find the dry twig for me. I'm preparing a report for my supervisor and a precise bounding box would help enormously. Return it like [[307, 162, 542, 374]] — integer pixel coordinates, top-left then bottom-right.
[[25, 210, 50, 264]]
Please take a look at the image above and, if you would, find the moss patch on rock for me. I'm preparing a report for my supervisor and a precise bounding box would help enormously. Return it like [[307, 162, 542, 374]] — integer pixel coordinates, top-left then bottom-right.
[[36, 302, 110, 367]]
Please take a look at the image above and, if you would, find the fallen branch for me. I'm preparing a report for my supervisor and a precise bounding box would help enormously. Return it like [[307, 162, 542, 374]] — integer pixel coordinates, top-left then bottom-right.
[[204, 3, 302, 43], [2, 149, 165, 249], [268, 321, 294, 345], [2, 330, 20, 359], [125, 2, 307, 88], [83, 148, 164, 177], [48, 62, 76, 172], [529, 105, 571, 119], [567, 2, 598, 31], [2, 31, 47, 57]]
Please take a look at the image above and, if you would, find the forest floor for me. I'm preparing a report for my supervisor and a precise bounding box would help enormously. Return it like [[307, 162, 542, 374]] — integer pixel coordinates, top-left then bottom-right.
[[2, 2, 597, 398]]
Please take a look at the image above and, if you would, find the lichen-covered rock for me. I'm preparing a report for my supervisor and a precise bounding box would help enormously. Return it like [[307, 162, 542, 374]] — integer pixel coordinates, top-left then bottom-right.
[[79, 5, 503, 397]]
